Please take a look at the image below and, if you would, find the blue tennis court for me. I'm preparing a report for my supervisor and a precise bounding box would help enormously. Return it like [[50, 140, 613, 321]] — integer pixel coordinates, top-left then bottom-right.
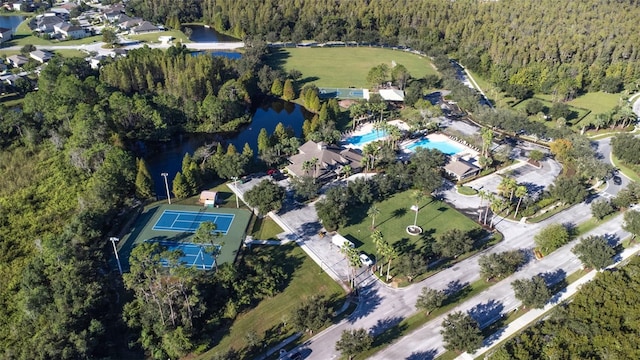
[[152, 210, 235, 235], [318, 87, 367, 100], [147, 240, 220, 270]]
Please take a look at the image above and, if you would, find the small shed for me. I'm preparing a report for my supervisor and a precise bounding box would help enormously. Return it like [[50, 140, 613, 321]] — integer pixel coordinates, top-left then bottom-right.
[[199, 191, 218, 205]]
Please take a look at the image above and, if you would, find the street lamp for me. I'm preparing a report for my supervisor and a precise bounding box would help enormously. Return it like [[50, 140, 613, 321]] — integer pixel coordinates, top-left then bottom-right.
[[231, 176, 239, 208], [161, 172, 171, 204], [109, 237, 123, 275]]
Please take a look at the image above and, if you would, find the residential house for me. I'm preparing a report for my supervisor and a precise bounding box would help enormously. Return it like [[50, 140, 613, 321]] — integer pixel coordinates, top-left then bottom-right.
[[102, 10, 123, 23], [286, 140, 363, 181], [444, 157, 480, 181], [88, 55, 106, 69], [130, 21, 160, 34], [118, 17, 143, 30], [54, 22, 87, 39], [36, 15, 65, 34], [46, 8, 70, 21], [6, 54, 29, 68], [29, 50, 52, 63], [0, 27, 13, 44], [12, 2, 22, 11]]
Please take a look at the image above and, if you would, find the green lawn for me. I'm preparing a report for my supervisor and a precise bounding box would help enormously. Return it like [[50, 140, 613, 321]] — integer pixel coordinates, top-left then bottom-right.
[[513, 97, 590, 129], [536, 92, 621, 128], [199, 244, 345, 357], [466, 69, 518, 107], [52, 49, 86, 58], [4, 18, 103, 47], [127, 30, 190, 44], [338, 190, 481, 263], [251, 216, 284, 240], [267, 47, 437, 88]]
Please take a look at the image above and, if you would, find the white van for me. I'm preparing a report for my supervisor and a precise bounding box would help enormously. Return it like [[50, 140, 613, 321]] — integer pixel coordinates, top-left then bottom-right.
[[331, 234, 354, 248]]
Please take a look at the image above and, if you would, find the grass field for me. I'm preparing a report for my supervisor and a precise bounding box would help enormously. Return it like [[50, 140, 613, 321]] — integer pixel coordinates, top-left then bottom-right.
[[338, 190, 481, 263], [536, 92, 621, 128], [251, 216, 284, 240], [52, 49, 86, 58], [127, 30, 190, 44], [199, 244, 345, 358], [513, 97, 590, 130], [267, 47, 437, 88]]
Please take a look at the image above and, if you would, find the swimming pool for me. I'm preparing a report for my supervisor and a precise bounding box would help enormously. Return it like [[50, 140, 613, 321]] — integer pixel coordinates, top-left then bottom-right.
[[405, 137, 465, 155], [344, 128, 388, 148]]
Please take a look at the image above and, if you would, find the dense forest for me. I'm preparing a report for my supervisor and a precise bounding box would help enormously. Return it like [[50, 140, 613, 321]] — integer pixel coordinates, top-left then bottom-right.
[[490, 256, 640, 359], [128, 0, 640, 100]]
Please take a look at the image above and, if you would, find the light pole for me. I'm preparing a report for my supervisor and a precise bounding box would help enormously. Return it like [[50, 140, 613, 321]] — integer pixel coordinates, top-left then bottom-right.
[[231, 176, 239, 208], [109, 237, 123, 275], [161, 172, 171, 204]]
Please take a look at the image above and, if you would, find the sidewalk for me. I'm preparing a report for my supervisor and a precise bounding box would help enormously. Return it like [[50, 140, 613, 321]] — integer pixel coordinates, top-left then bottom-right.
[[456, 241, 640, 359]]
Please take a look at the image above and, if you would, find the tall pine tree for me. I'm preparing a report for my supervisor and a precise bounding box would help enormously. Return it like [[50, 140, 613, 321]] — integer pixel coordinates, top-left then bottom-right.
[[135, 158, 155, 199]]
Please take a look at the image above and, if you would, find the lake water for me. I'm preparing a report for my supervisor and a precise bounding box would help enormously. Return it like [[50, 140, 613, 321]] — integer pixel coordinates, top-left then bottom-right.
[[0, 15, 24, 31], [145, 100, 308, 196], [184, 25, 240, 42]]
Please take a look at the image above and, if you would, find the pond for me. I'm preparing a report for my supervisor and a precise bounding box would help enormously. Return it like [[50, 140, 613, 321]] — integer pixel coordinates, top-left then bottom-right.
[[183, 25, 240, 42], [191, 51, 242, 60], [0, 15, 24, 31], [145, 100, 309, 196]]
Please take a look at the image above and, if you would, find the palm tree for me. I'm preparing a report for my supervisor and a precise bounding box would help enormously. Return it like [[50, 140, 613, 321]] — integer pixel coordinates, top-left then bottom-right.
[[382, 241, 397, 282], [411, 190, 425, 227], [514, 185, 528, 219], [594, 112, 611, 131], [310, 157, 319, 179], [490, 196, 508, 227], [341, 244, 361, 290], [368, 204, 381, 230], [481, 127, 493, 158], [302, 160, 313, 176], [371, 230, 384, 276], [477, 190, 488, 223], [615, 105, 637, 128], [484, 192, 495, 225], [341, 164, 352, 179]]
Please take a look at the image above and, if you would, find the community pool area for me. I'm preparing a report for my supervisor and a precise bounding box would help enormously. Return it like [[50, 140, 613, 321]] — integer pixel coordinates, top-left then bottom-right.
[[344, 128, 388, 148], [404, 136, 466, 155]]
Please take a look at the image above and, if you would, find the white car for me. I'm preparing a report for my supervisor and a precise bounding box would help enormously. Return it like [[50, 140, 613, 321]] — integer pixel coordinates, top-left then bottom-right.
[[359, 253, 374, 267]]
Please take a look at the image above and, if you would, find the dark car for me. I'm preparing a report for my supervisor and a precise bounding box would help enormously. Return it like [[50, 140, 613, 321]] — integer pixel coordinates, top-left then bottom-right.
[[289, 352, 302, 360], [613, 176, 622, 185]]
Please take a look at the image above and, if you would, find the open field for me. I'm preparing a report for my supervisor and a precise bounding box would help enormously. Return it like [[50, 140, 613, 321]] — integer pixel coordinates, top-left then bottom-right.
[[199, 244, 345, 358], [338, 190, 481, 263], [267, 47, 437, 88], [513, 97, 590, 129], [537, 92, 621, 128], [52, 49, 86, 58]]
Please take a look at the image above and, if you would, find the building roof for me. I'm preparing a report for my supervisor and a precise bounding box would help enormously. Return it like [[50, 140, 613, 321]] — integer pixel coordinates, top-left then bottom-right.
[[131, 21, 159, 33], [57, 22, 83, 32], [444, 158, 480, 179], [7, 54, 29, 66], [287, 140, 362, 178], [378, 88, 405, 101], [38, 15, 65, 25], [30, 50, 52, 60]]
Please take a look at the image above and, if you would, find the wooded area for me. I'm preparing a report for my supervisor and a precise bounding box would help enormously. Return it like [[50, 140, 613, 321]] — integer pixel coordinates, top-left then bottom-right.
[[129, 0, 640, 99]]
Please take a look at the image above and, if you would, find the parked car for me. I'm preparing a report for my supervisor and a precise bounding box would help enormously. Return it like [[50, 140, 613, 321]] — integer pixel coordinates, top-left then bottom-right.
[[360, 253, 374, 267], [289, 352, 302, 360]]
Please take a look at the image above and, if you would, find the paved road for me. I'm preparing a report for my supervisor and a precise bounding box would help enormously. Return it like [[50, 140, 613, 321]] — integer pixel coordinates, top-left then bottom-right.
[[288, 138, 625, 359], [2, 39, 244, 57]]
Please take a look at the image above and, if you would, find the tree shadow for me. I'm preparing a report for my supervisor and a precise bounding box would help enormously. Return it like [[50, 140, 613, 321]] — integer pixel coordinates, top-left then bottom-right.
[[405, 349, 438, 360], [443, 280, 471, 302], [265, 48, 290, 70], [371, 319, 409, 348], [369, 315, 405, 336], [468, 299, 505, 329], [298, 221, 323, 237], [296, 76, 320, 87], [348, 281, 381, 322], [117, 206, 160, 271], [540, 269, 568, 303]]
